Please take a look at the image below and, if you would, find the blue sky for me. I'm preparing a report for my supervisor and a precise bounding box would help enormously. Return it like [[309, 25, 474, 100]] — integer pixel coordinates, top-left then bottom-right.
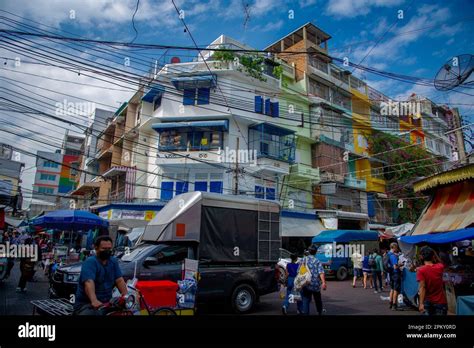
[[0, 0, 473, 203], [3, 0, 473, 103]]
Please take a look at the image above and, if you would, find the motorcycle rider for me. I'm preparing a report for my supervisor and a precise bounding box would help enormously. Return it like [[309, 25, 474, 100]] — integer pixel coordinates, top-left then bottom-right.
[[73, 236, 128, 315]]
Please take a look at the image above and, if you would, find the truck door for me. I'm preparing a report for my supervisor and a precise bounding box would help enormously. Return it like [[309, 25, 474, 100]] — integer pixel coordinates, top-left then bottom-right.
[[138, 244, 189, 282]]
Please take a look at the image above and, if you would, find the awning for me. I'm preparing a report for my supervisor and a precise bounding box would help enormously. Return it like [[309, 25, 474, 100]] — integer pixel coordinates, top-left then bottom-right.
[[103, 166, 128, 178], [70, 181, 101, 196], [142, 84, 165, 103], [411, 181, 474, 235], [249, 123, 295, 136], [152, 120, 229, 132], [171, 74, 217, 90], [400, 227, 474, 245], [114, 102, 128, 116], [414, 164, 474, 193], [281, 216, 325, 237], [316, 210, 369, 221], [4, 216, 27, 228], [379, 222, 414, 239]]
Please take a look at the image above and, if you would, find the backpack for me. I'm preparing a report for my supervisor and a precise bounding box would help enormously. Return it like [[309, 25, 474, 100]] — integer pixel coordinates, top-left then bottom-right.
[[383, 252, 392, 272], [368, 255, 376, 268]]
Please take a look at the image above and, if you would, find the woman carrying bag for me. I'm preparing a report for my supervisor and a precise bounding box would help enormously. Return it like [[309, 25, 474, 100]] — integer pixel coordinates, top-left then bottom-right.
[[294, 245, 327, 315]]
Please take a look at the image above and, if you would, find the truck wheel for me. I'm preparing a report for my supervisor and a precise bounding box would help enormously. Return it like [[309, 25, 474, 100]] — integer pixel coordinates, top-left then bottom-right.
[[336, 266, 348, 281], [231, 284, 256, 314]]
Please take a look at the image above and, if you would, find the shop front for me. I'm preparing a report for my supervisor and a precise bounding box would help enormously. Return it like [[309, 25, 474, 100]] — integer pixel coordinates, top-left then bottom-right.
[[399, 164, 474, 315]]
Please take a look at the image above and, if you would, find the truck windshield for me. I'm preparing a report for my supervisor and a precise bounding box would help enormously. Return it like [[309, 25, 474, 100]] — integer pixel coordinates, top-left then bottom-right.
[[317, 244, 332, 255], [121, 244, 156, 262], [121, 243, 192, 264]]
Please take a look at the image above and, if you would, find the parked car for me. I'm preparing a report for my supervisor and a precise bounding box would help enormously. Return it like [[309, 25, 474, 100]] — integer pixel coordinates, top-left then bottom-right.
[[50, 192, 282, 313]]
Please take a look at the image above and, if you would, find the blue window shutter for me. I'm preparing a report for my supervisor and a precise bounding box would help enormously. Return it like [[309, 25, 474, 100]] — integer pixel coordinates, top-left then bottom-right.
[[195, 181, 208, 192], [255, 96, 263, 113], [266, 187, 276, 200], [176, 181, 188, 195], [255, 185, 264, 199], [272, 102, 279, 117], [160, 182, 174, 201], [183, 89, 195, 105], [210, 181, 223, 193], [367, 193, 375, 218], [197, 88, 210, 105], [265, 98, 271, 116]]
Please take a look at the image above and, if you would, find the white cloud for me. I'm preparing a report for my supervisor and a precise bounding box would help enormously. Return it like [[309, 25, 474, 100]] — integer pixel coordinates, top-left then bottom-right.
[[299, 0, 318, 8], [250, 20, 284, 32], [325, 0, 405, 19]]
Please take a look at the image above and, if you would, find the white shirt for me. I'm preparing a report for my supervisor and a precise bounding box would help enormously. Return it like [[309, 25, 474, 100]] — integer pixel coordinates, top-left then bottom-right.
[[351, 252, 363, 269]]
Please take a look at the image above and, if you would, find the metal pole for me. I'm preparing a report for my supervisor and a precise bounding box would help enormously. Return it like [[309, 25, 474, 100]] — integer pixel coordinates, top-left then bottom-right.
[[234, 137, 239, 195]]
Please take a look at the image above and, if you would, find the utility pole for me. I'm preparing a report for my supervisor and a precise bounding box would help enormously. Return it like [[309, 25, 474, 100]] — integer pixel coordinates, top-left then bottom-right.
[[452, 108, 467, 164], [234, 137, 239, 195]]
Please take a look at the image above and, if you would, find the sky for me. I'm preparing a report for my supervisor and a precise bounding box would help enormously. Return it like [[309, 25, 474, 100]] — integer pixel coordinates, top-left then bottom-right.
[[0, 0, 473, 207]]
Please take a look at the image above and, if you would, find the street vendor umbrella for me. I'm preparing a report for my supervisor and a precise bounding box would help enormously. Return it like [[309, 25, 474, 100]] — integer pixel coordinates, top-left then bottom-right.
[[30, 210, 109, 232]]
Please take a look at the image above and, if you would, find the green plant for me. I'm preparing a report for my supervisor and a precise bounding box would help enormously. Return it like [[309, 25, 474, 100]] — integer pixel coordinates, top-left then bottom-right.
[[368, 131, 440, 223], [237, 54, 267, 82], [213, 49, 235, 62], [272, 65, 283, 80]]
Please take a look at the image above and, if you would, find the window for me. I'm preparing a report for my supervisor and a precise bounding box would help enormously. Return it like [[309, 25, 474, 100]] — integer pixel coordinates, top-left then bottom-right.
[[160, 181, 174, 201], [255, 95, 279, 117], [152, 245, 189, 264], [153, 94, 162, 111], [175, 173, 189, 195], [43, 160, 59, 168], [255, 179, 276, 200], [38, 186, 54, 194], [182, 88, 210, 106], [248, 124, 295, 162], [40, 173, 56, 181], [435, 141, 441, 153], [197, 88, 210, 105], [158, 129, 223, 151]]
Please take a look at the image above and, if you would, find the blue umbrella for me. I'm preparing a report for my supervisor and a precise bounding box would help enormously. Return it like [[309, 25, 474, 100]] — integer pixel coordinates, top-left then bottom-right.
[[31, 210, 109, 232]]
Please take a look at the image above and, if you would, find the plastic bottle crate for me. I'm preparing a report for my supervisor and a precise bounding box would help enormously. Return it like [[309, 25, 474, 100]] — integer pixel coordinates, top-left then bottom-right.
[[136, 280, 178, 309]]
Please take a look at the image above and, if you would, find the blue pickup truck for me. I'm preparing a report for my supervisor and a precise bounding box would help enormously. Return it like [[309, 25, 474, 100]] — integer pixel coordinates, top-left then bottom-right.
[[312, 230, 379, 281]]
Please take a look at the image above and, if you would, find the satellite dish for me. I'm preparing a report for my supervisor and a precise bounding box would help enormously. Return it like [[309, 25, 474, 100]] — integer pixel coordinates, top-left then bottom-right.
[[434, 54, 473, 91], [170, 57, 181, 64]]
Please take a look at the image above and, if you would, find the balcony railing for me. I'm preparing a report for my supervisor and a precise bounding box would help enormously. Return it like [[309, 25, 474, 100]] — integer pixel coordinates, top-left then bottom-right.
[[320, 171, 344, 183], [344, 176, 367, 190]]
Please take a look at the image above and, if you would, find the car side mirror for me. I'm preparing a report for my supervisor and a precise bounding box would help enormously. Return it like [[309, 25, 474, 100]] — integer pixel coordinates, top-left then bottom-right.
[[143, 256, 158, 267]]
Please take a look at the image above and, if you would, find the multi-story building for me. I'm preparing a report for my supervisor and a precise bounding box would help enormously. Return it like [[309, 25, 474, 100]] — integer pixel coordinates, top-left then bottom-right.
[[0, 154, 24, 212], [133, 35, 299, 207], [266, 23, 371, 230], [31, 134, 84, 215]]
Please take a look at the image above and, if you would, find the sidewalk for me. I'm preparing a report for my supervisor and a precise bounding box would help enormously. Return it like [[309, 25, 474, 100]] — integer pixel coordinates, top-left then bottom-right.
[[0, 261, 50, 315]]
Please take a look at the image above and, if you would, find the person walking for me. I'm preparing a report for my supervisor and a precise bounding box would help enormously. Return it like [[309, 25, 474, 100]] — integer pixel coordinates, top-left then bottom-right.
[[370, 249, 384, 293], [351, 250, 363, 288], [298, 245, 326, 315], [16, 238, 36, 292], [282, 254, 299, 315], [387, 242, 402, 310], [417, 246, 447, 315], [362, 251, 373, 289]]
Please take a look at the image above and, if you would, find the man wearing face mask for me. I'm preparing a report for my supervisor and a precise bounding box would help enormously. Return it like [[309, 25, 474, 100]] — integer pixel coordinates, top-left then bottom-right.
[[74, 236, 128, 315]]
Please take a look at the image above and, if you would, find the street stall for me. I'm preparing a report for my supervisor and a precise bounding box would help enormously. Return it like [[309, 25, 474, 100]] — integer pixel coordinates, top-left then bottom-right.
[[399, 164, 474, 314], [30, 210, 109, 266]]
